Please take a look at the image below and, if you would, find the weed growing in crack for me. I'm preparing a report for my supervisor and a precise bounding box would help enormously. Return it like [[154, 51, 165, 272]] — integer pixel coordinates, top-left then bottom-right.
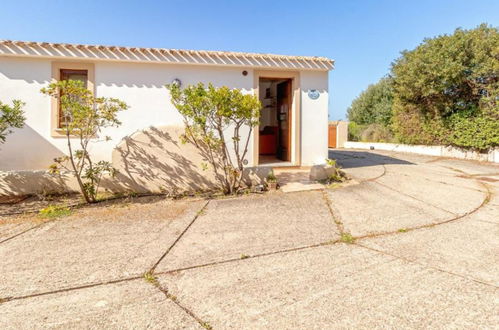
[[334, 218, 343, 226], [143, 271, 159, 286], [323, 239, 338, 246], [398, 228, 408, 233], [340, 233, 355, 244], [201, 322, 213, 329], [166, 292, 178, 302], [38, 205, 72, 219], [240, 254, 250, 259]]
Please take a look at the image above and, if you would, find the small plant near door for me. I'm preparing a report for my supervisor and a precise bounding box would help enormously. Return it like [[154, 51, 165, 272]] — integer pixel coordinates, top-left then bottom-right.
[[266, 170, 278, 190], [166, 83, 261, 195], [41, 80, 128, 203], [324, 158, 348, 184]]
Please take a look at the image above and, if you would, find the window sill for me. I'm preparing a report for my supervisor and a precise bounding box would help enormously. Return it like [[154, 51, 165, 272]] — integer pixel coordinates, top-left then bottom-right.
[[51, 129, 98, 139]]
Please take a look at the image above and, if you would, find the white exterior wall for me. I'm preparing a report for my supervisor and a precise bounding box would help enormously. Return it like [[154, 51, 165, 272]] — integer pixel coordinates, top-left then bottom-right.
[[0, 56, 329, 171], [300, 71, 329, 165]]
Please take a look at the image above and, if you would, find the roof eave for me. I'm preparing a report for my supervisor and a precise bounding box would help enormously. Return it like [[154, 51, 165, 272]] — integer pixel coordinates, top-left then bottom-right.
[[0, 40, 334, 71]]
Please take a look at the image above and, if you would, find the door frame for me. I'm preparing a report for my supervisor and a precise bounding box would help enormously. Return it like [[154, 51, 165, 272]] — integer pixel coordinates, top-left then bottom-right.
[[253, 70, 301, 166]]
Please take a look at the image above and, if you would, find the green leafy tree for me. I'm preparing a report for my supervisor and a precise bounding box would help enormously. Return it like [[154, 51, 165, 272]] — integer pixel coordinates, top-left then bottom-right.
[[347, 77, 394, 127], [166, 83, 261, 194], [0, 100, 25, 144], [391, 23, 499, 149], [41, 80, 128, 203]]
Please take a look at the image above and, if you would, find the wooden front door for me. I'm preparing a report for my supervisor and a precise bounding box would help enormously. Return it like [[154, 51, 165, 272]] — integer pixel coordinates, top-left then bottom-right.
[[276, 80, 292, 161], [328, 125, 337, 148]]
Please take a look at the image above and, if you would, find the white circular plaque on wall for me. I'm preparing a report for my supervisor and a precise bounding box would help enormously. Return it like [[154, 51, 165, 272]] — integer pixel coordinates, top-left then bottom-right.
[[308, 89, 320, 100]]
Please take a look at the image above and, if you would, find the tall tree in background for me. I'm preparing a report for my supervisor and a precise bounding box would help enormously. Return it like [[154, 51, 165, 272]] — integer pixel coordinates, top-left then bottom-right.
[[391, 23, 498, 149], [347, 77, 394, 142], [347, 76, 393, 127]]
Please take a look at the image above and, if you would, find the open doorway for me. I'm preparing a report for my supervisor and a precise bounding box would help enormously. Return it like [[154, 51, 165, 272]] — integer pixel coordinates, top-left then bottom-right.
[[258, 77, 293, 165]]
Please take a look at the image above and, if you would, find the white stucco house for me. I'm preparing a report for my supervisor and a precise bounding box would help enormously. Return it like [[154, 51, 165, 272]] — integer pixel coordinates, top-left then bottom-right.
[[0, 40, 333, 195]]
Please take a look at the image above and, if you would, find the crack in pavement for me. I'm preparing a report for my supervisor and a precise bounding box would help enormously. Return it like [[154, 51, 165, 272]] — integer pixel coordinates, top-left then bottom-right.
[[321, 190, 345, 234], [142, 200, 212, 328], [0, 219, 55, 245], [149, 200, 210, 274], [149, 279, 212, 329], [155, 240, 339, 277], [0, 275, 143, 304], [364, 164, 387, 182]]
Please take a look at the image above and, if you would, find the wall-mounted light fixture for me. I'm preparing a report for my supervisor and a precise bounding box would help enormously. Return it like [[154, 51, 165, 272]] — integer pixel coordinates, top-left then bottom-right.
[[308, 89, 320, 100], [242, 70, 248, 76], [171, 78, 182, 87]]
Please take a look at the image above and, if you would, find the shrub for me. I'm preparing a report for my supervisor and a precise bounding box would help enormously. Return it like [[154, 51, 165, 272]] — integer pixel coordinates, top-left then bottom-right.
[[347, 122, 365, 141], [446, 112, 499, 150], [166, 83, 261, 194], [0, 100, 25, 144], [41, 80, 128, 203], [360, 124, 394, 143], [266, 170, 277, 183], [348, 122, 394, 143], [391, 23, 498, 149], [347, 77, 393, 127], [325, 158, 348, 183]]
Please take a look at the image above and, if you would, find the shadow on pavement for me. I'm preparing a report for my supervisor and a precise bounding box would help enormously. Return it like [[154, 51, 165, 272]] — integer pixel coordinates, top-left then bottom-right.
[[328, 149, 413, 169]]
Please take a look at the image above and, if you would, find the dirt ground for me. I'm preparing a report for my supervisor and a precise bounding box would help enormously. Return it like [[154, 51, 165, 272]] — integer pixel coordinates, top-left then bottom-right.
[[0, 150, 498, 329]]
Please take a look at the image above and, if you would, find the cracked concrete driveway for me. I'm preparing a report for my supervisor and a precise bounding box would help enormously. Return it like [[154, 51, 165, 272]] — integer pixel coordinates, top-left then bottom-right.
[[0, 150, 498, 329]]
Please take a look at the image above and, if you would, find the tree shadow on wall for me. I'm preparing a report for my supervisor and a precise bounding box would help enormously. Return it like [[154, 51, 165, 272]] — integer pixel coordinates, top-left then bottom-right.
[[0, 171, 75, 196], [102, 126, 223, 195]]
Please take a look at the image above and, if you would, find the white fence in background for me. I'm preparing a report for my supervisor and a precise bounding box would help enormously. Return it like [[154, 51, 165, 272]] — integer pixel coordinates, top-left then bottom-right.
[[343, 141, 499, 164]]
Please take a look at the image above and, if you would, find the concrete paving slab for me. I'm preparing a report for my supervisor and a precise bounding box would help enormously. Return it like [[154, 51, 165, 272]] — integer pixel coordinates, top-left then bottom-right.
[[384, 162, 488, 192], [434, 158, 499, 176], [360, 203, 499, 286], [158, 244, 498, 329], [0, 279, 200, 329], [0, 198, 205, 298], [327, 182, 452, 236], [280, 181, 324, 193], [375, 169, 487, 215], [156, 191, 338, 272], [274, 169, 324, 193], [341, 163, 386, 181]]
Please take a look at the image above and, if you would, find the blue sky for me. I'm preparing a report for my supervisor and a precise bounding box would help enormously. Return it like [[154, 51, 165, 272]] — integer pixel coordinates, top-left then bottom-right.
[[1, 0, 497, 120]]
